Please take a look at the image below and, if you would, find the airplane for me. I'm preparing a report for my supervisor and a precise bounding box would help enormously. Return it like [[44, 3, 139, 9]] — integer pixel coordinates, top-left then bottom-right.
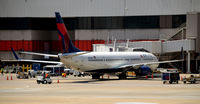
[[9, 48, 62, 65], [19, 12, 182, 79]]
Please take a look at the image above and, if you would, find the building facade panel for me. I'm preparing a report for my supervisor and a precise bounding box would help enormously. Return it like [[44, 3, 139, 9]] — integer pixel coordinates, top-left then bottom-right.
[[27, 0, 65, 17], [0, 0, 26, 17], [193, 0, 200, 12], [0, 0, 200, 17], [0, 30, 32, 40], [75, 29, 176, 40], [126, 0, 192, 16], [64, 0, 125, 17]]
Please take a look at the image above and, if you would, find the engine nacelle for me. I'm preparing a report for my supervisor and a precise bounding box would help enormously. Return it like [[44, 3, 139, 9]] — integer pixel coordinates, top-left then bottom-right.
[[136, 65, 152, 76]]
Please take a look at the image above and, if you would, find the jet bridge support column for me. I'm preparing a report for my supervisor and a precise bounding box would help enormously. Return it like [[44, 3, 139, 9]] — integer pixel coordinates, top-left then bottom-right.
[[187, 51, 191, 73]]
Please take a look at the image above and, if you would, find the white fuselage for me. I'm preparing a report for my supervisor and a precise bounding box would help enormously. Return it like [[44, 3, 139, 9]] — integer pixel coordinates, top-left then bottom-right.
[[60, 52, 159, 73]]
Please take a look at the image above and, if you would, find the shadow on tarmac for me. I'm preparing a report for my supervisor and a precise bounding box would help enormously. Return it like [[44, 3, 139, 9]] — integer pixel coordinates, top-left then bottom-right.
[[63, 77, 158, 84]]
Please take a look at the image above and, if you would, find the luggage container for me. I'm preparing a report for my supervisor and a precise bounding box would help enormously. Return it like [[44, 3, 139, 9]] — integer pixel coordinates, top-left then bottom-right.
[[43, 65, 64, 76], [162, 70, 180, 84]]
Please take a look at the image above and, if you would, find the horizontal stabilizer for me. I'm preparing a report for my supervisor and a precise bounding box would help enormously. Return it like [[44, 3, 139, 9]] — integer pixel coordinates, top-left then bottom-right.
[[19, 51, 58, 58], [10, 48, 61, 64]]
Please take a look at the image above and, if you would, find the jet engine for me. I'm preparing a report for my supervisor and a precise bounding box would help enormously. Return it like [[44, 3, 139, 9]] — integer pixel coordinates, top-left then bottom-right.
[[135, 65, 152, 76]]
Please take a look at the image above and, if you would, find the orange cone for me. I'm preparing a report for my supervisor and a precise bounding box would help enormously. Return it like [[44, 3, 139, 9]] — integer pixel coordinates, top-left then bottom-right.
[[10, 76, 13, 80], [57, 79, 59, 83], [7, 76, 9, 80], [151, 74, 154, 79], [180, 76, 183, 81], [108, 75, 110, 79]]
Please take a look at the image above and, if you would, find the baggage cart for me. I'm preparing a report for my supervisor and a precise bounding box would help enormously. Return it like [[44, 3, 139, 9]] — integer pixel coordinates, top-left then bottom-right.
[[162, 71, 180, 84]]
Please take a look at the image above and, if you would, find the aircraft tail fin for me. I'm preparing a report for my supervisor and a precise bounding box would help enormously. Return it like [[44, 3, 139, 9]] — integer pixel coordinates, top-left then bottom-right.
[[11, 48, 20, 60], [55, 12, 81, 53]]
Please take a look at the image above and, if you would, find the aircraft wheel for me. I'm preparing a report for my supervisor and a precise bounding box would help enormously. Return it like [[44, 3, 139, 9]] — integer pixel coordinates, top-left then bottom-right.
[[163, 81, 166, 84], [37, 81, 40, 84], [92, 74, 100, 79], [118, 73, 127, 79], [44, 80, 47, 84]]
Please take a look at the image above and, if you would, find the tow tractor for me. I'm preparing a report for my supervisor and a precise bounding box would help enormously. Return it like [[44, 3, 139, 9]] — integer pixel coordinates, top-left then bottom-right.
[[36, 71, 52, 84], [182, 75, 200, 84]]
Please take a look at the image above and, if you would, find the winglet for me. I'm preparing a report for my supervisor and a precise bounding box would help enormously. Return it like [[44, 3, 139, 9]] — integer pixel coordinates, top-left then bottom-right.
[[11, 48, 20, 60]]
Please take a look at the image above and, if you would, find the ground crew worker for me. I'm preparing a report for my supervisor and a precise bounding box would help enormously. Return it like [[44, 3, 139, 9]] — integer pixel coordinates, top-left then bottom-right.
[[45, 73, 48, 78], [0, 60, 3, 75], [1, 68, 4, 75]]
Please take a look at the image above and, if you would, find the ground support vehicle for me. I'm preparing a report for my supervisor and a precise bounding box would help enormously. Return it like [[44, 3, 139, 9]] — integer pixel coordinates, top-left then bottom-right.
[[182, 75, 200, 84], [28, 70, 37, 78], [16, 72, 29, 79], [36, 71, 52, 84], [64, 68, 74, 75], [162, 70, 180, 84], [43, 65, 64, 76]]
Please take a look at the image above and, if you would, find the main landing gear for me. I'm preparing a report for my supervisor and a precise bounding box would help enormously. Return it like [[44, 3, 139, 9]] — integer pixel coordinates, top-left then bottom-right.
[[118, 73, 127, 79], [92, 73, 101, 79], [92, 73, 127, 80]]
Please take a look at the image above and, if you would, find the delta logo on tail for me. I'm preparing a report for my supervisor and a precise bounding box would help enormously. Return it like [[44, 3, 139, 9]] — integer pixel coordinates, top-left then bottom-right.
[[55, 12, 81, 53]]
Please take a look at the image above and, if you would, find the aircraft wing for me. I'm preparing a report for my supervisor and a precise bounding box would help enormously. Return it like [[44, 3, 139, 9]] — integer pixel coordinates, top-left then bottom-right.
[[19, 59, 62, 64], [19, 51, 58, 58], [1, 59, 62, 64], [20, 51, 88, 58], [119, 60, 183, 69], [7, 48, 62, 64], [62, 52, 88, 57]]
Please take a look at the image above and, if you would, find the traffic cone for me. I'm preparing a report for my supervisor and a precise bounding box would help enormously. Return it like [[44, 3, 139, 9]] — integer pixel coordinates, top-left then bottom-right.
[[108, 75, 110, 79], [57, 79, 59, 83], [180, 76, 183, 81], [145, 75, 148, 79], [7, 76, 9, 80], [10, 75, 13, 80], [101, 75, 104, 79], [151, 74, 154, 79]]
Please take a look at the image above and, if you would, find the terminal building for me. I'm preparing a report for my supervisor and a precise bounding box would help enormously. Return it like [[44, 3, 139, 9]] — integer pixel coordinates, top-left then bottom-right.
[[0, 0, 200, 73]]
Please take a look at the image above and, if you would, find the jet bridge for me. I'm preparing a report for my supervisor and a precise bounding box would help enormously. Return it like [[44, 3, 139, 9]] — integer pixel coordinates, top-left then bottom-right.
[[93, 39, 196, 73], [93, 39, 195, 54]]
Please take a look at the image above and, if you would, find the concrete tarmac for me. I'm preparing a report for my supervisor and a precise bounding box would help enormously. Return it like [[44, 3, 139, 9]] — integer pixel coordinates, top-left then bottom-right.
[[0, 74, 200, 104]]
